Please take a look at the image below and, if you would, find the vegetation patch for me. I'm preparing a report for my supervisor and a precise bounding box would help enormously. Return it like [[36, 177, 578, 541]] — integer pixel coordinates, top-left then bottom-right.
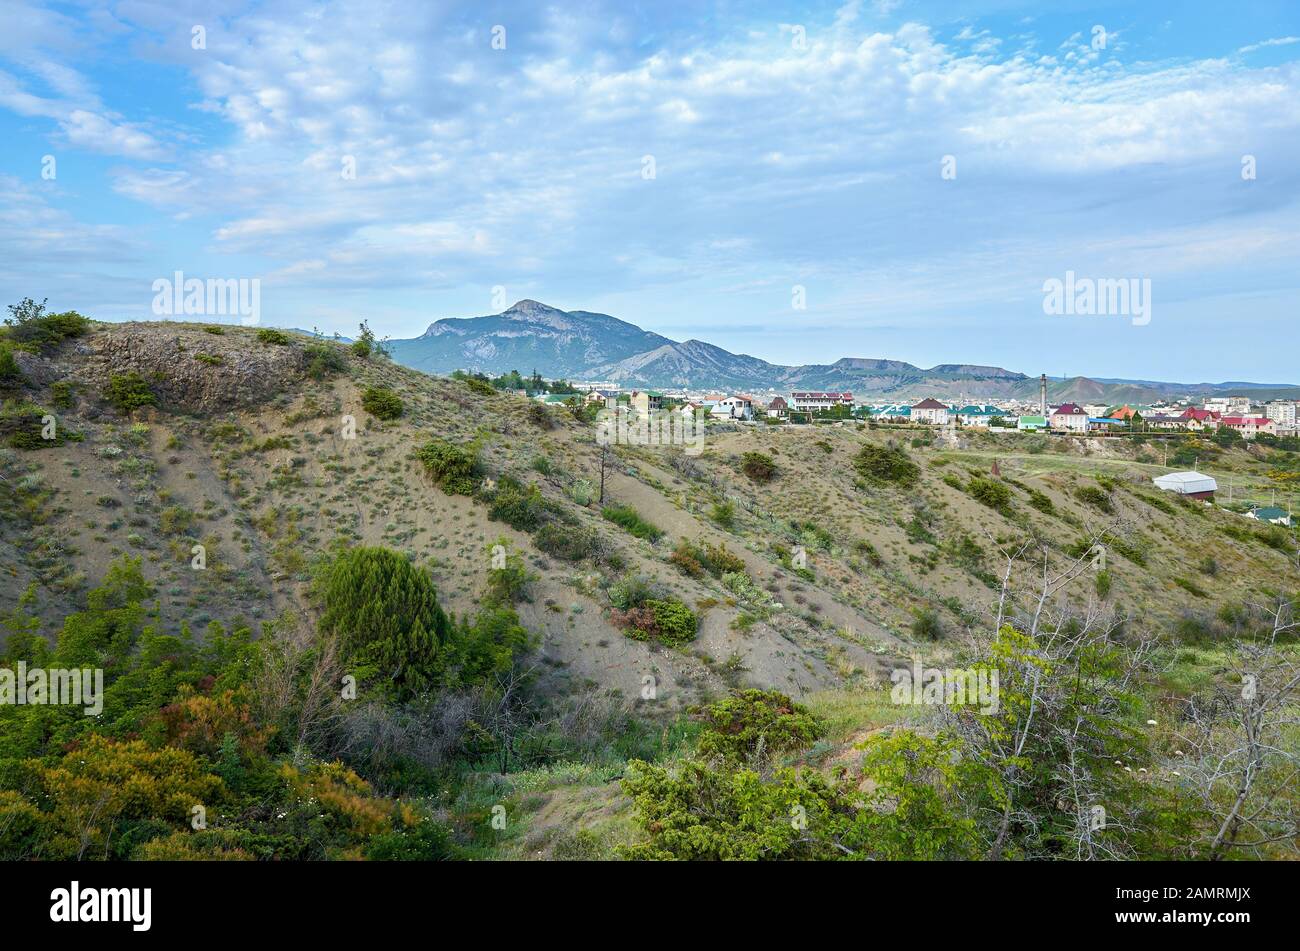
[[488, 477, 554, 532], [601, 503, 663, 542], [255, 328, 292, 346], [2, 297, 91, 353], [416, 438, 480, 495], [105, 372, 158, 413], [853, 443, 920, 487], [361, 386, 404, 420], [695, 690, 826, 764], [740, 451, 777, 482]]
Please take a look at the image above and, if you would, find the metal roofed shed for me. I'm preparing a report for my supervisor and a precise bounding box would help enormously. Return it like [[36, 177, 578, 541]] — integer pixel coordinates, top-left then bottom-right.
[[1152, 471, 1217, 500]]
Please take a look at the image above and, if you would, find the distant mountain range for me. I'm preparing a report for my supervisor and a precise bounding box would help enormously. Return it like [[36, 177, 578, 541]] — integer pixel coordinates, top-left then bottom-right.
[[380, 300, 1300, 402]]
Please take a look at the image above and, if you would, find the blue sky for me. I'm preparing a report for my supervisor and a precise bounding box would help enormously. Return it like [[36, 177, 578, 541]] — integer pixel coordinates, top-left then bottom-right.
[[1, 0, 1298, 383]]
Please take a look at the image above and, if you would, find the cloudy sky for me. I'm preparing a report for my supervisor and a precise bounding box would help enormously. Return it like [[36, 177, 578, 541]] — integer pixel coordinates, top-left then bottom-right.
[[2, 0, 1298, 382]]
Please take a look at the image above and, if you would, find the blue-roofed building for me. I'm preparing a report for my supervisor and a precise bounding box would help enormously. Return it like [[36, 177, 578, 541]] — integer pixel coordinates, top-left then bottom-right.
[[1087, 417, 1129, 432]]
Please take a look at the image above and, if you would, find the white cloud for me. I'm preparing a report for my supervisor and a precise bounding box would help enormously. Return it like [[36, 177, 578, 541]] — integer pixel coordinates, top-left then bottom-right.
[[1, 0, 1298, 371], [1238, 36, 1300, 54], [60, 108, 163, 159]]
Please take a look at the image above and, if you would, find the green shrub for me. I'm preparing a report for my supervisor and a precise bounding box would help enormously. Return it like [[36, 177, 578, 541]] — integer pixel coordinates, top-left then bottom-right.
[[3, 298, 91, 352], [361, 386, 403, 420], [1026, 488, 1055, 515], [853, 443, 919, 487], [534, 521, 600, 562], [710, 500, 736, 530], [455, 373, 495, 397], [351, 320, 383, 360], [645, 599, 697, 645], [1075, 485, 1113, 513], [488, 477, 552, 531], [256, 328, 291, 346], [484, 540, 535, 605], [195, 353, 223, 366], [48, 381, 74, 409], [944, 534, 985, 574], [601, 503, 663, 542], [304, 343, 348, 380], [967, 477, 1012, 513], [203, 325, 225, 335], [1095, 569, 1112, 599], [853, 538, 883, 567], [416, 439, 480, 495], [565, 478, 594, 506], [670, 539, 743, 578], [316, 547, 457, 696], [696, 689, 825, 763], [364, 819, 455, 860], [1137, 492, 1176, 515], [0, 403, 70, 449], [0, 343, 23, 388], [526, 402, 555, 429], [740, 451, 777, 482], [613, 596, 697, 646], [105, 372, 157, 413], [316, 547, 528, 698], [159, 506, 196, 536], [911, 606, 943, 640], [608, 573, 656, 611]]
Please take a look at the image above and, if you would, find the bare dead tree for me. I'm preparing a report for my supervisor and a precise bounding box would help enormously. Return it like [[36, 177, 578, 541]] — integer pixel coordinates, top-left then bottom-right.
[[1174, 599, 1300, 860], [599, 443, 609, 504], [250, 611, 346, 758]]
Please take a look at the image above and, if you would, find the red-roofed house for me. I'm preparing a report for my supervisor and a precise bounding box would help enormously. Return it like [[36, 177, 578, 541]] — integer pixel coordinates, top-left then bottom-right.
[[1221, 416, 1276, 439], [1050, 402, 1089, 433], [1180, 407, 1221, 431], [910, 398, 949, 425]]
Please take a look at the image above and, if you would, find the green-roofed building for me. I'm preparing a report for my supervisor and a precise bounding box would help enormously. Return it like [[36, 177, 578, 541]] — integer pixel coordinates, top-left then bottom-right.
[[1247, 506, 1293, 526]]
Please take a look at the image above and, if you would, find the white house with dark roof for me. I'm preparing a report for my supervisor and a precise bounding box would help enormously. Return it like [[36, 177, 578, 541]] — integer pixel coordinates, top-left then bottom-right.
[[791, 391, 854, 412], [910, 398, 949, 425]]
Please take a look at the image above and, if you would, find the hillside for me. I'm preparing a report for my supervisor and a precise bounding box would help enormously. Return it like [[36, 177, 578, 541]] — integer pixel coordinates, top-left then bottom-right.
[[9, 320, 1293, 687], [3, 315, 1298, 861]]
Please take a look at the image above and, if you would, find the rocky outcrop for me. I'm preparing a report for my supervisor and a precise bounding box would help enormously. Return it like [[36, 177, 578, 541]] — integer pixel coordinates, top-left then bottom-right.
[[78, 322, 308, 414], [11, 350, 61, 387]]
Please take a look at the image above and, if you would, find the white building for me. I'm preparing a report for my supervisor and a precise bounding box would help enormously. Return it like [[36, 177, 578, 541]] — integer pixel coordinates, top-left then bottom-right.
[[910, 398, 949, 425], [714, 395, 755, 420], [1207, 396, 1252, 415], [1265, 401, 1297, 427], [791, 391, 854, 412], [1153, 471, 1217, 499]]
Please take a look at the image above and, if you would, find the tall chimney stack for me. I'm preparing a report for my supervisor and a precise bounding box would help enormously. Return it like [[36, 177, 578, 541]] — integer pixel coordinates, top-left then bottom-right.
[[1039, 374, 1047, 416]]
